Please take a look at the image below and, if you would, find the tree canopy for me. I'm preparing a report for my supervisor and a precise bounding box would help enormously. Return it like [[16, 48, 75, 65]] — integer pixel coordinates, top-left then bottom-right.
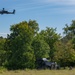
[[0, 20, 75, 69]]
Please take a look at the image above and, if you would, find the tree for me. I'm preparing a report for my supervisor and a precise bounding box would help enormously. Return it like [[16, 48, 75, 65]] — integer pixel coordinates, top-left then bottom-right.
[[53, 40, 75, 67], [32, 34, 50, 68], [32, 34, 50, 59], [0, 37, 6, 66], [5, 20, 39, 69], [63, 20, 75, 41], [28, 20, 39, 35], [63, 20, 75, 54], [39, 27, 60, 61]]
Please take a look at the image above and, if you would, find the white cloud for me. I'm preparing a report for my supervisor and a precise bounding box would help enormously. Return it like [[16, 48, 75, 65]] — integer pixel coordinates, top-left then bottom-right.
[[0, 33, 8, 37], [0, 33, 8, 35]]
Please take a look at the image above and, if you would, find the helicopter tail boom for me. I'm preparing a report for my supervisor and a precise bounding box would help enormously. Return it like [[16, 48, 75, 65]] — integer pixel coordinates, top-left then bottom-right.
[[13, 9, 15, 14]]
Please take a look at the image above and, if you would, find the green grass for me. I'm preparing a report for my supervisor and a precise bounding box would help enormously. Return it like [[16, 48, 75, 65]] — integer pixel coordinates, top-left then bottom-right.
[[0, 69, 75, 75]]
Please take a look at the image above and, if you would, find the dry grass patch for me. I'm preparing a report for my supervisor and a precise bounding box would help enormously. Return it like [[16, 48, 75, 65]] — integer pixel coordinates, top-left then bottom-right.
[[0, 69, 75, 75]]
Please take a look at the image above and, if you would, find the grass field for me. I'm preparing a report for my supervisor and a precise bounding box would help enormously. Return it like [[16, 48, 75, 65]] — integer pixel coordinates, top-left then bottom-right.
[[0, 68, 75, 75]]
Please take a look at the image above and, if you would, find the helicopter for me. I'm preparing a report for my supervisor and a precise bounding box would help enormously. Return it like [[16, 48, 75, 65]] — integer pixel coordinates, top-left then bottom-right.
[[0, 8, 15, 15]]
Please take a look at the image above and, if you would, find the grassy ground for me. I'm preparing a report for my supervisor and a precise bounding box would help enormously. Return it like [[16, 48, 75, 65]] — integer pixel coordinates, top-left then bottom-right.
[[0, 68, 75, 75]]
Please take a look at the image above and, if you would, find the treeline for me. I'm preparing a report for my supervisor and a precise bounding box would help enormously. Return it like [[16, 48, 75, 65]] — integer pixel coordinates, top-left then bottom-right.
[[0, 20, 75, 69]]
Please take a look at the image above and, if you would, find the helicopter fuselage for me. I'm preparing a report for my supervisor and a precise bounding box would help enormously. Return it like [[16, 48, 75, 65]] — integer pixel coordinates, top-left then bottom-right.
[[0, 8, 15, 15]]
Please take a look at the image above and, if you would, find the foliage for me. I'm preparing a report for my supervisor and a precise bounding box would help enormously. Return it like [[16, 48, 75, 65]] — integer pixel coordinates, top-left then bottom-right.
[[32, 34, 50, 59], [53, 41, 75, 66], [32, 34, 50, 68], [39, 27, 61, 61], [0, 20, 75, 69], [28, 20, 39, 34], [63, 20, 75, 41], [0, 37, 6, 66], [4, 20, 39, 69]]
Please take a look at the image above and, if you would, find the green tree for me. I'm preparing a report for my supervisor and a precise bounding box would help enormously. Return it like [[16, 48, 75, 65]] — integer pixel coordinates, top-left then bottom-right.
[[0, 37, 6, 66], [32, 34, 50, 59], [63, 20, 75, 54], [39, 27, 60, 61], [28, 20, 39, 34], [63, 20, 75, 41], [5, 20, 39, 69], [32, 34, 50, 68], [53, 40, 75, 67]]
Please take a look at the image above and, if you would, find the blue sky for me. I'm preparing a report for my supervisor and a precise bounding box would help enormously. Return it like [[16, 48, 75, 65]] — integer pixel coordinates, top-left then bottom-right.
[[0, 0, 75, 37]]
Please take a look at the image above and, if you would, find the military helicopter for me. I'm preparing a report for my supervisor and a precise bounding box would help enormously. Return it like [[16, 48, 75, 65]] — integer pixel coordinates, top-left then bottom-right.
[[0, 8, 15, 15]]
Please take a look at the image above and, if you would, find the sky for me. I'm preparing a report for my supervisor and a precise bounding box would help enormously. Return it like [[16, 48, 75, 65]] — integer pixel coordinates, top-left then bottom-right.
[[0, 0, 75, 37]]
